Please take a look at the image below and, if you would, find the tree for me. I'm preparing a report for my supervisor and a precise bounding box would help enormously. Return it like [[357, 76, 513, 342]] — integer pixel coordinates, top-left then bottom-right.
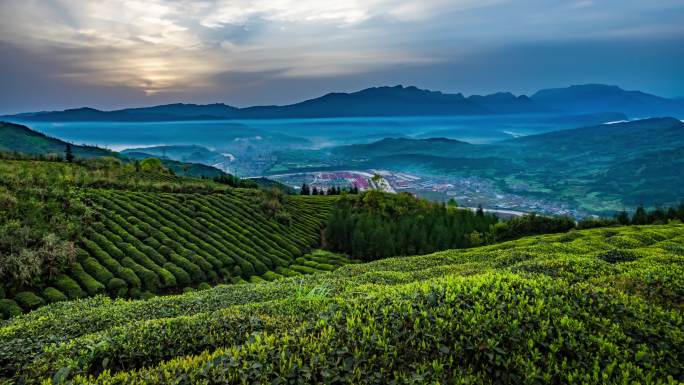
[[632, 205, 648, 225], [447, 198, 458, 208], [65, 144, 74, 163], [476, 204, 484, 217], [312, 187, 319, 196], [615, 209, 630, 225], [300, 183, 310, 195], [139, 158, 165, 173]]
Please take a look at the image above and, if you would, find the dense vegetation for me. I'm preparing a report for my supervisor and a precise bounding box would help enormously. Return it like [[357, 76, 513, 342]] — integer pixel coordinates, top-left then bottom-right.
[[1, 224, 681, 384], [0, 159, 339, 318], [324, 192, 579, 260]]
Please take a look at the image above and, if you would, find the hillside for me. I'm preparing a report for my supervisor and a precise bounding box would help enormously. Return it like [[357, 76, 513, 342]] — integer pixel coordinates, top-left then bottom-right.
[[0, 121, 243, 180], [501, 117, 684, 157], [495, 117, 684, 210], [121, 145, 227, 166], [325, 118, 684, 212], [1, 223, 682, 383], [0, 121, 113, 158], [0, 160, 339, 318]]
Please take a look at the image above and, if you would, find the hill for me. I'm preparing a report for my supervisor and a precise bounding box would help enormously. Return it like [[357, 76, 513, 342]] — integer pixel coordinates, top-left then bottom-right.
[[325, 118, 684, 213], [531, 84, 684, 117], [121, 145, 227, 166], [495, 117, 684, 210], [0, 159, 341, 318], [0, 121, 113, 158], [1, 223, 682, 383], [0, 121, 243, 180]]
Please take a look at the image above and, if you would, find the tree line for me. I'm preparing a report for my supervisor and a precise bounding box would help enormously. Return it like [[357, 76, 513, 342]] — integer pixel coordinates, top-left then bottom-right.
[[324, 191, 500, 261], [301, 183, 360, 196], [577, 203, 684, 229]]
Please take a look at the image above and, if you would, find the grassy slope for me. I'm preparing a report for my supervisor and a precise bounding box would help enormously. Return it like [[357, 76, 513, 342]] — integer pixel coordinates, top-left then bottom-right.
[[2, 224, 682, 384], [0, 121, 113, 158], [0, 121, 235, 179], [0, 160, 339, 316]]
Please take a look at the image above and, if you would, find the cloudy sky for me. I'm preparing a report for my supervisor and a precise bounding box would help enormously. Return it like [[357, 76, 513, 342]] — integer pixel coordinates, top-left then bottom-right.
[[0, 0, 683, 114]]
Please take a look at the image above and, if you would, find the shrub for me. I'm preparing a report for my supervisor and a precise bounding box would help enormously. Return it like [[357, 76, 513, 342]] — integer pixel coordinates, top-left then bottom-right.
[[14, 291, 45, 310], [261, 271, 284, 281], [129, 288, 142, 299], [597, 249, 641, 263], [0, 299, 22, 319], [197, 282, 211, 290], [107, 278, 128, 298], [116, 267, 142, 288], [71, 263, 106, 295], [163, 263, 191, 287], [289, 264, 317, 274], [42, 287, 68, 303], [81, 257, 114, 283], [53, 274, 86, 299]]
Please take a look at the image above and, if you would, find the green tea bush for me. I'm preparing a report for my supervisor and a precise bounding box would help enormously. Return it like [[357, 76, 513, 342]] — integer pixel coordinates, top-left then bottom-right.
[[70, 263, 106, 295], [163, 263, 191, 287], [42, 287, 68, 303], [197, 282, 211, 290], [13, 291, 45, 310], [53, 275, 86, 299], [81, 257, 114, 283], [107, 278, 128, 298], [0, 299, 22, 319], [9, 222, 680, 385]]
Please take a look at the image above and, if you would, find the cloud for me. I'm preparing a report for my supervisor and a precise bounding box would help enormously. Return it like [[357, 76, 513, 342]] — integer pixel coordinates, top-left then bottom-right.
[[0, 0, 682, 109]]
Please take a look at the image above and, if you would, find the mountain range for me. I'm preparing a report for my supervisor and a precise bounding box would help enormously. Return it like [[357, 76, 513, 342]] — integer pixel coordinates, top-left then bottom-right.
[[4, 84, 683, 122]]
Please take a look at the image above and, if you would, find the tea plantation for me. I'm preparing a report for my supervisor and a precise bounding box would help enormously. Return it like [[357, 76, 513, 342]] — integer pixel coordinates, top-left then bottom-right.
[[1, 224, 682, 384], [0, 159, 342, 316]]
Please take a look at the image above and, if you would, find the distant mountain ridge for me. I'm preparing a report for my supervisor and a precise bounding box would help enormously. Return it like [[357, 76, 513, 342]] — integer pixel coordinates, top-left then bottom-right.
[[5, 84, 682, 122], [530, 84, 684, 117]]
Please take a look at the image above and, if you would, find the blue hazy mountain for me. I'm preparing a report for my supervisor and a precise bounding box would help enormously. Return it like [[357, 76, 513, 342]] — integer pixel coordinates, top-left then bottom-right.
[[237, 86, 493, 118], [465, 92, 544, 114], [5, 84, 682, 122], [531, 84, 684, 117]]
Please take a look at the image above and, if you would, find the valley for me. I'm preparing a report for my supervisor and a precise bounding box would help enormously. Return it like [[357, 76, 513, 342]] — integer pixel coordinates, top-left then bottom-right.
[[6, 85, 681, 217], [2, 1, 683, 383]]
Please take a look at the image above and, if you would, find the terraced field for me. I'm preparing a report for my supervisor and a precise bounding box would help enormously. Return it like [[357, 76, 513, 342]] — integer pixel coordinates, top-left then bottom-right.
[[2, 224, 682, 384], [1, 183, 339, 317]]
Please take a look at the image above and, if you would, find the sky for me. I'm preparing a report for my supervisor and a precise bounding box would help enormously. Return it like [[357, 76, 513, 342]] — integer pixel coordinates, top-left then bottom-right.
[[0, 0, 683, 114]]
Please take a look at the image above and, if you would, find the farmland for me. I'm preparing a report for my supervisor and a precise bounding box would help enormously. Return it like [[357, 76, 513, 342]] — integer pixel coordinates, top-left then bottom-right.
[[0, 159, 341, 317], [1, 223, 682, 384]]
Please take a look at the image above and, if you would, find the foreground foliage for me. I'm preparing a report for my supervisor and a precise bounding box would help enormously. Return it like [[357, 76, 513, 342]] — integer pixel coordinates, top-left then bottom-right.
[[1, 224, 682, 384]]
